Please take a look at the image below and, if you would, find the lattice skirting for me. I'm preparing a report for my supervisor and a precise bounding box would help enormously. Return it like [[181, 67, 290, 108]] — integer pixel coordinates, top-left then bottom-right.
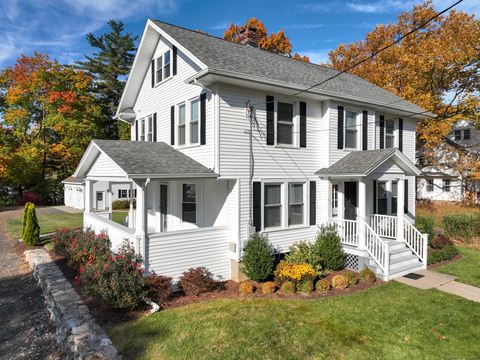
[[344, 253, 360, 271]]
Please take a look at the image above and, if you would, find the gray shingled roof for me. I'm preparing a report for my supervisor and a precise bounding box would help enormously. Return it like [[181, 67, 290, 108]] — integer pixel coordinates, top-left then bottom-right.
[[154, 21, 427, 115], [93, 140, 217, 178], [316, 148, 399, 176]]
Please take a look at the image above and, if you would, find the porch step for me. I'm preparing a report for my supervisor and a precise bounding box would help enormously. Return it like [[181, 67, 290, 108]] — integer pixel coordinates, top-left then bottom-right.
[[389, 247, 414, 260]]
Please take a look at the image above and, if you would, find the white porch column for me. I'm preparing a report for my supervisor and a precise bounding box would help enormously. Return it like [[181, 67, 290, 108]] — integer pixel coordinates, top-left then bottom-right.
[[134, 179, 149, 271], [128, 181, 134, 229], [358, 179, 367, 250], [396, 178, 405, 242], [84, 179, 93, 213], [337, 182, 345, 220], [107, 181, 112, 220]]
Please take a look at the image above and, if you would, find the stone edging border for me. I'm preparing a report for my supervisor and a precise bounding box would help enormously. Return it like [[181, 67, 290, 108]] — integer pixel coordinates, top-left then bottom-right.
[[24, 249, 118, 360]]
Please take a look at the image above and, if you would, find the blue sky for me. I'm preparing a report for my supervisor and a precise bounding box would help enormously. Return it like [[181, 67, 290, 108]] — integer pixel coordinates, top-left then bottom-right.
[[0, 0, 478, 68]]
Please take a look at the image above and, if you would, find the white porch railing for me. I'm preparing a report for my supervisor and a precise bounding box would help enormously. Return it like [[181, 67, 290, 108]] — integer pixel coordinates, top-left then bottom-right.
[[361, 219, 390, 280], [328, 218, 358, 247], [404, 218, 428, 267], [370, 214, 397, 239]]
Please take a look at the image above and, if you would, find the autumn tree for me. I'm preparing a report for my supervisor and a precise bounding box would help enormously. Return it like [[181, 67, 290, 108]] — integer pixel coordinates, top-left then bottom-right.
[[0, 53, 100, 201], [224, 18, 310, 62], [76, 20, 137, 140]]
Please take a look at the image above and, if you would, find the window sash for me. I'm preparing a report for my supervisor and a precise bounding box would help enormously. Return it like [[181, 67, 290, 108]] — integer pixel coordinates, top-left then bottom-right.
[[464, 129, 471, 140], [156, 56, 163, 84], [427, 180, 434, 192], [147, 115, 153, 141], [444, 180, 451, 192], [190, 99, 199, 144], [277, 102, 294, 145], [178, 104, 186, 145], [288, 183, 304, 226], [163, 51, 171, 79], [345, 111, 358, 149], [264, 184, 282, 228]]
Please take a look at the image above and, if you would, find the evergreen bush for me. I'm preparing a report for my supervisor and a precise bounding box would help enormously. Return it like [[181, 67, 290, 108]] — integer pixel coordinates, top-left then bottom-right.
[[315, 224, 345, 271], [21, 202, 31, 238], [23, 203, 40, 246], [241, 233, 275, 281]]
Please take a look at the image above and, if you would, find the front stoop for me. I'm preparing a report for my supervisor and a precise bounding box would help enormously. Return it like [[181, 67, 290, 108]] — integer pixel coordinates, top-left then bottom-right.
[[24, 249, 119, 359]]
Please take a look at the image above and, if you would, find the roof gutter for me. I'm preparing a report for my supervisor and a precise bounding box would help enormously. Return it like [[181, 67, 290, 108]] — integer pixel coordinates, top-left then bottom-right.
[[187, 68, 436, 118]]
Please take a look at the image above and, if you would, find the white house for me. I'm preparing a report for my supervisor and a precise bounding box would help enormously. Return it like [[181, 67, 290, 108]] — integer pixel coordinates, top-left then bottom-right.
[[417, 120, 480, 203], [62, 176, 135, 210], [71, 20, 433, 281]]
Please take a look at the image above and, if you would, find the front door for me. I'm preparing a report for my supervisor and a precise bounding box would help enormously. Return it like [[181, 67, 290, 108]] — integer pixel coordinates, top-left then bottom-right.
[[159, 184, 168, 232], [344, 181, 357, 220], [96, 191, 105, 210]]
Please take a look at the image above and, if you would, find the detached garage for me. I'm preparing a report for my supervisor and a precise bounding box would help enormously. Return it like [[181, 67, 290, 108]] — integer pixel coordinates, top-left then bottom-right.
[[62, 176, 85, 210]]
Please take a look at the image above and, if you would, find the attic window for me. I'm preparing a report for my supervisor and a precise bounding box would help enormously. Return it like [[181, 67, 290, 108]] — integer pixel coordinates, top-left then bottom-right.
[[154, 49, 172, 86]]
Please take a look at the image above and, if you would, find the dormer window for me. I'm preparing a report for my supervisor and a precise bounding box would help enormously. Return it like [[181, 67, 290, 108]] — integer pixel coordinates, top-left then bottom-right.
[[464, 129, 471, 140], [154, 50, 172, 86]]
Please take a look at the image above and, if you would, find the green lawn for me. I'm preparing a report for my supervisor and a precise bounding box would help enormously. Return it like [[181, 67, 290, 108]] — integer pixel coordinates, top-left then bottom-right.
[[112, 211, 128, 225], [435, 246, 480, 288], [6, 212, 83, 239], [108, 282, 480, 360]]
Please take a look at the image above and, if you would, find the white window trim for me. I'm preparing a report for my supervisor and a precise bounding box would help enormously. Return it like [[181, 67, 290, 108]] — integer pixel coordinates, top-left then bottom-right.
[[385, 119, 395, 149], [344, 108, 361, 151], [275, 101, 299, 148], [154, 49, 172, 86], [331, 183, 339, 217], [147, 115, 153, 142], [176, 96, 201, 148]]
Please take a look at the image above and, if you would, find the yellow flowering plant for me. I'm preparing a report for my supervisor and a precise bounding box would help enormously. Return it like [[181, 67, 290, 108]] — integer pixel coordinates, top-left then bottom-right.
[[274, 261, 316, 284]]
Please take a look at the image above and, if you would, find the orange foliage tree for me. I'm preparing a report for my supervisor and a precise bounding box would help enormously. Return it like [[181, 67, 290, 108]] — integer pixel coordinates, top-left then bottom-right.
[[0, 53, 100, 201], [224, 18, 310, 62]]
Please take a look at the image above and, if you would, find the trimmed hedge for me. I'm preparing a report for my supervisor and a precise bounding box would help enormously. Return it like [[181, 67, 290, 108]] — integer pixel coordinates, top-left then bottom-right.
[[442, 214, 480, 240], [428, 244, 459, 265]]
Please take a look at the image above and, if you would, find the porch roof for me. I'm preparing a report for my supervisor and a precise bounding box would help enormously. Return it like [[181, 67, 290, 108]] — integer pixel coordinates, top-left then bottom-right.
[[74, 140, 218, 179], [315, 148, 421, 178], [62, 176, 84, 184]]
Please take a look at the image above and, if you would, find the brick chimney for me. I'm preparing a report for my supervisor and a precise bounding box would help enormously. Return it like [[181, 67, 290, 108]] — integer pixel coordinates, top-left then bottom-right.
[[238, 27, 261, 47]]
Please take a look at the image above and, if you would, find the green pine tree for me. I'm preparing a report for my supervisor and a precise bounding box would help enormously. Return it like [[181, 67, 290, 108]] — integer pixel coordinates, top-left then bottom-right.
[[21, 202, 31, 238], [76, 20, 137, 140], [23, 203, 40, 246]]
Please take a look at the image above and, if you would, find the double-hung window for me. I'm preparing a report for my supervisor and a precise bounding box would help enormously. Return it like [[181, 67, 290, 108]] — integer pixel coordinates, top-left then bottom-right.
[[182, 184, 196, 223], [140, 119, 145, 141], [147, 115, 153, 142], [154, 50, 172, 85], [331, 184, 338, 217], [288, 183, 304, 226], [385, 120, 395, 148], [118, 189, 128, 199], [463, 129, 471, 140], [444, 180, 451, 192], [128, 189, 137, 198], [345, 110, 358, 149], [277, 102, 294, 145], [178, 103, 186, 145], [427, 179, 434, 192], [264, 184, 282, 228], [190, 99, 199, 144]]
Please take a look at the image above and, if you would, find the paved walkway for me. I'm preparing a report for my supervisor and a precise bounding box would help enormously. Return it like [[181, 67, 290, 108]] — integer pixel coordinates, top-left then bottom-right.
[[0, 208, 62, 359], [395, 269, 480, 302]]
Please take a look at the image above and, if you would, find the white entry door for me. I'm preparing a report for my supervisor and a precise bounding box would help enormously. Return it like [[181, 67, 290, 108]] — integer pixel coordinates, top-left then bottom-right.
[[96, 191, 105, 210]]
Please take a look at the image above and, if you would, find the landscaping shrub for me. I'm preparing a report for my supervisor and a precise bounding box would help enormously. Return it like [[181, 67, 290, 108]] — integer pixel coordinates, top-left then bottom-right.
[[315, 224, 344, 271], [179, 267, 216, 296], [241, 233, 275, 281], [274, 261, 316, 284], [112, 199, 135, 210], [315, 278, 331, 292], [239, 281, 255, 295], [69, 230, 111, 270], [344, 271, 359, 286], [21, 202, 30, 238], [415, 215, 435, 244], [359, 268, 377, 284], [145, 272, 173, 304], [280, 280, 295, 294], [51, 227, 79, 257], [297, 279, 314, 295], [442, 214, 480, 240], [23, 203, 40, 246], [17, 191, 42, 206], [428, 244, 459, 265], [285, 240, 323, 274], [431, 232, 453, 250], [331, 274, 349, 289], [262, 281, 276, 294], [80, 241, 146, 310]]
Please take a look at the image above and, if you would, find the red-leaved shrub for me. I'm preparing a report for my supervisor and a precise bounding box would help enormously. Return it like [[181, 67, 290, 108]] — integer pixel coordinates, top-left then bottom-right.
[[145, 272, 173, 304], [178, 267, 216, 296], [69, 230, 111, 270], [17, 192, 42, 206]]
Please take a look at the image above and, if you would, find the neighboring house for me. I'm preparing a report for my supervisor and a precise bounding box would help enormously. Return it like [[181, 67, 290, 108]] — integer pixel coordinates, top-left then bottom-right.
[[62, 176, 135, 210], [71, 20, 433, 281], [417, 120, 480, 202]]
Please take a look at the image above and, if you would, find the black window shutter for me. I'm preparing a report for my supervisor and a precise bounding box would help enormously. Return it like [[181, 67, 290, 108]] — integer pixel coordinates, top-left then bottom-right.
[[253, 182, 261, 232], [151, 60, 155, 88], [379, 115, 385, 149], [118, 189, 121, 198], [135, 120, 138, 141], [172, 46, 177, 76], [398, 118, 403, 152], [373, 180, 377, 214], [362, 110, 368, 150], [153, 113, 157, 142], [266, 95, 274, 145], [170, 105, 175, 145], [309, 181, 316, 225], [300, 101, 307, 148], [404, 179, 409, 214], [337, 106, 344, 149], [200, 93, 206, 145]]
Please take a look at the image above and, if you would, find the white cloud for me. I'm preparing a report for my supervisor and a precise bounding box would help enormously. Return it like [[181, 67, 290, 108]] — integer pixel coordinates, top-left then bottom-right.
[[346, 0, 416, 14], [295, 49, 330, 65], [0, 0, 179, 68], [284, 23, 326, 30], [210, 21, 235, 30]]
